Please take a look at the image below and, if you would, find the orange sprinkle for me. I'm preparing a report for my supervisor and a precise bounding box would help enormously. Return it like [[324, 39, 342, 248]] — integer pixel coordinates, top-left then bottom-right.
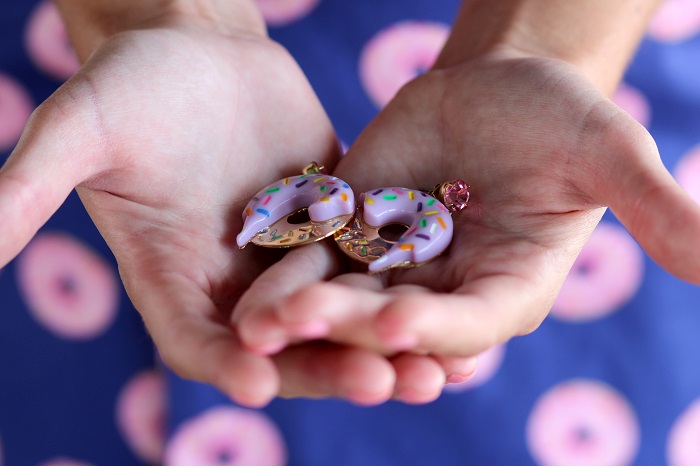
[[341, 193, 348, 202], [399, 244, 415, 251], [314, 177, 327, 183], [425, 211, 439, 216], [437, 217, 447, 230], [320, 197, 330, 202], [245, 208, 252, 217], [365, 197, 375, 205], [408, 191, 415, 200]]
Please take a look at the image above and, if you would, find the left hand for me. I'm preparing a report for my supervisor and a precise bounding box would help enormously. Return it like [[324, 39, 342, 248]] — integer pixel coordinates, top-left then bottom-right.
[[233, 47, 700, 370]]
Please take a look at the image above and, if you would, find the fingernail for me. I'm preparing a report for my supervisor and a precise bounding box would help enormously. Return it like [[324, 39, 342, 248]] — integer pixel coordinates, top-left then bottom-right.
[[446, 373, 471, 384]]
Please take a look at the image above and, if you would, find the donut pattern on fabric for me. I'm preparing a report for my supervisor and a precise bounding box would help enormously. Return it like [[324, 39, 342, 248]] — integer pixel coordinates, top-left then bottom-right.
[[526, 379, 640, 466], [116, 371, 166, 464], [362, 187, 453, 272], [0, 73, 33, 151], [164, 406, 286, 466], [551, 222, 644, 322], [667, 397, 700, 466], [649, 0, 700, 42], [237, 174, 354, 247], [675, 144, 700, 204], [24, 0, 80, 80], [359, 21, 449, 107], [16, 233, 119, 340], [39, 460, 94, 466]]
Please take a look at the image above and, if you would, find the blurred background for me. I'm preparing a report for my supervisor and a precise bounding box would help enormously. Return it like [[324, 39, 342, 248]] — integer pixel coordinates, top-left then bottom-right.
[[1, 0, 700, 465]]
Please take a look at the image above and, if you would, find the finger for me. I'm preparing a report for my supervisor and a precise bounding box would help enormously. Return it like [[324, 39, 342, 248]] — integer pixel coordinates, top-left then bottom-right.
[[372, 274, 542, 356], [434, 355, 479, 384], [132, 272, 279, 408], [234, 241, 343, 354], [390, 353, 445, 404], [582, 105, 700, 284], [0, 77, 107, 267], [274, 342, 395, 406]]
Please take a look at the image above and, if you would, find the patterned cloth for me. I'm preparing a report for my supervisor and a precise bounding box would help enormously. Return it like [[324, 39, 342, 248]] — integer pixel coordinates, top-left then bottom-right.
[[1, 0, 700, 464]]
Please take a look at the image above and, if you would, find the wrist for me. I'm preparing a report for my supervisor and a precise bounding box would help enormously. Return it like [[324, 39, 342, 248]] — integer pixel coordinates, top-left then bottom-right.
[[55, 0, 266, 62]]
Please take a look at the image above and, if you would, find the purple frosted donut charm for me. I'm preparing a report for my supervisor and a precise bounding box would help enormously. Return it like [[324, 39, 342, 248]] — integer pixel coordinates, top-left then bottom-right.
[[237, 165, 355, 248], [334, 181, 469, 273]]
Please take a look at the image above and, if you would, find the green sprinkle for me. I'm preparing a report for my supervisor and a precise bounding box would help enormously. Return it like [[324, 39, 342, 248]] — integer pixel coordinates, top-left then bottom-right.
[[272, 235, 283, 241], [361, 246, 367, 256], [320, 185, 327, 192], [383, 195, 398, 200], [265, 187, 280, 193], [420, 219, 427, 228], [300, 174, 308, 178], [427, 198, 436, 206]]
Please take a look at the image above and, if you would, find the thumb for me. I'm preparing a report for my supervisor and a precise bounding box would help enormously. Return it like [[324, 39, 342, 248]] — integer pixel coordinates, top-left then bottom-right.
[[0, 77, 107, 266], [586, 106, 700, 284]]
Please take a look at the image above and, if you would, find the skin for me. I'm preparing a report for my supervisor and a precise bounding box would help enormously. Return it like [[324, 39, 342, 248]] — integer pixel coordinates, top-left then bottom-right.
[[234, 0, 700, 401], [0, 0, 473, 406]]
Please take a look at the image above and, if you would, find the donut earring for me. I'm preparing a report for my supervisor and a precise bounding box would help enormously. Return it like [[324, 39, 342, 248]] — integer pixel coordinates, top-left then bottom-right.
[[334, 180, 470, 273], [237, 163, 356, 248]]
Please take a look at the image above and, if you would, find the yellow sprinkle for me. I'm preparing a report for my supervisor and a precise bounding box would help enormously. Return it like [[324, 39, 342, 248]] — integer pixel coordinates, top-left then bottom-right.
[[341, 193, 348, 202], [425, 211, 439, 216], [365, 197, 374, 205], [437, 217, 447, 230], [399, 244, 415, 251], [284, 178, 290, 185], [320, 197, 330, 202], [408, 191, 415, 200], [314, 177, 327, 183]]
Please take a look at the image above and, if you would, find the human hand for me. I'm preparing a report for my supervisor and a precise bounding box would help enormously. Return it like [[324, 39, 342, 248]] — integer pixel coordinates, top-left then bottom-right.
[[234, 48, 700, 385], [0, 2, 412, 407]]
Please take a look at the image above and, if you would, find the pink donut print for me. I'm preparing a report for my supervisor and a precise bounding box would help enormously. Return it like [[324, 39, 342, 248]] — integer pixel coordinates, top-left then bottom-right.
[[527, 379, 640, 466], [359, 21, 449, 108], [667, 398, 700, 466], [649, 0, 700, 43], [551, 222, 644, 322], [443, 344, 506, 393], [0, 73, 33, 152], [39, 460, 94, 466], [25, 0, 80, 80], [254, 0, 321, 27], [16, 233, 119, 340], [116, 371, 166, 464], [675, 145, 700, 204], [612, 83, 651, 128], [164, 406, 286, 466]]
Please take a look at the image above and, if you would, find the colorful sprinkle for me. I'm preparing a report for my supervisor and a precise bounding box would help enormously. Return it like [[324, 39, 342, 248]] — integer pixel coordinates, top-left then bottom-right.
[[343, 183, 349, 188], [383, 195, 398, 200], [284, 178, 290, 185], [320, 185, 327, 192], [392, 188, 404, 195], [437, 217, 447, 230], [417, 202, 423, 212], [256, 208, 270, 217], [372, 189, 384, 195], [430, 223, 438, 234], [420, 192, 427, 197], [266, 187, 280, 193], [332, 221, 341, 227], [361, 246, 367, 256], [245, 208, 252, 217], [300, 174, 308, 179], [314, 177, 327, 183], [408, 191, 415, 200], [262, 195, 272, 206], [295, 180, 309, 188], [326, 181, 336, 185], [439, 204, 448, 213], [341, 193, 348, 202], [399, 244, 415, 251], [406, 227, 417, 236], [420, 218, 427, 228], [427, 198, 436, 206], [425, 211, 439, 216], [330, 188, 339, 195], [272, 235, 283, 241], [416, 234, 430, 240], [280, 238, 291, 244], [366, 197, 375, 205], [320, 197, 330, 202]]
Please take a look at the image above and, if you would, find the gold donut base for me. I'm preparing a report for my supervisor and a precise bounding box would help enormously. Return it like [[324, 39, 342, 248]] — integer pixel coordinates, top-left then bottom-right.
[[250, 209, 354, 248]]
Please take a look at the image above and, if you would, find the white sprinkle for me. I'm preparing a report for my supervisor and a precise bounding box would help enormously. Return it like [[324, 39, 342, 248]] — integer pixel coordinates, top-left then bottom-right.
[[430, 223, 438, 234]]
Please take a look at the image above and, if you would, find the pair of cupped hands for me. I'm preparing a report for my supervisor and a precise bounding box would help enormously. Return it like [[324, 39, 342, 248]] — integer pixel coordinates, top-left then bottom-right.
[[1, 12, 699, 408]]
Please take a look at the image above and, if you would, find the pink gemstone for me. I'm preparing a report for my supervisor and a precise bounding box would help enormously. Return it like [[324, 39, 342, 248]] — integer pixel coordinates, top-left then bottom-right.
[[442, 180, 470, 211]]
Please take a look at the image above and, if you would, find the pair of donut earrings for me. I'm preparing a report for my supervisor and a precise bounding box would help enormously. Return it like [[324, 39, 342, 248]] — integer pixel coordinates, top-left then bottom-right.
[[236, 163, 470, 273]]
